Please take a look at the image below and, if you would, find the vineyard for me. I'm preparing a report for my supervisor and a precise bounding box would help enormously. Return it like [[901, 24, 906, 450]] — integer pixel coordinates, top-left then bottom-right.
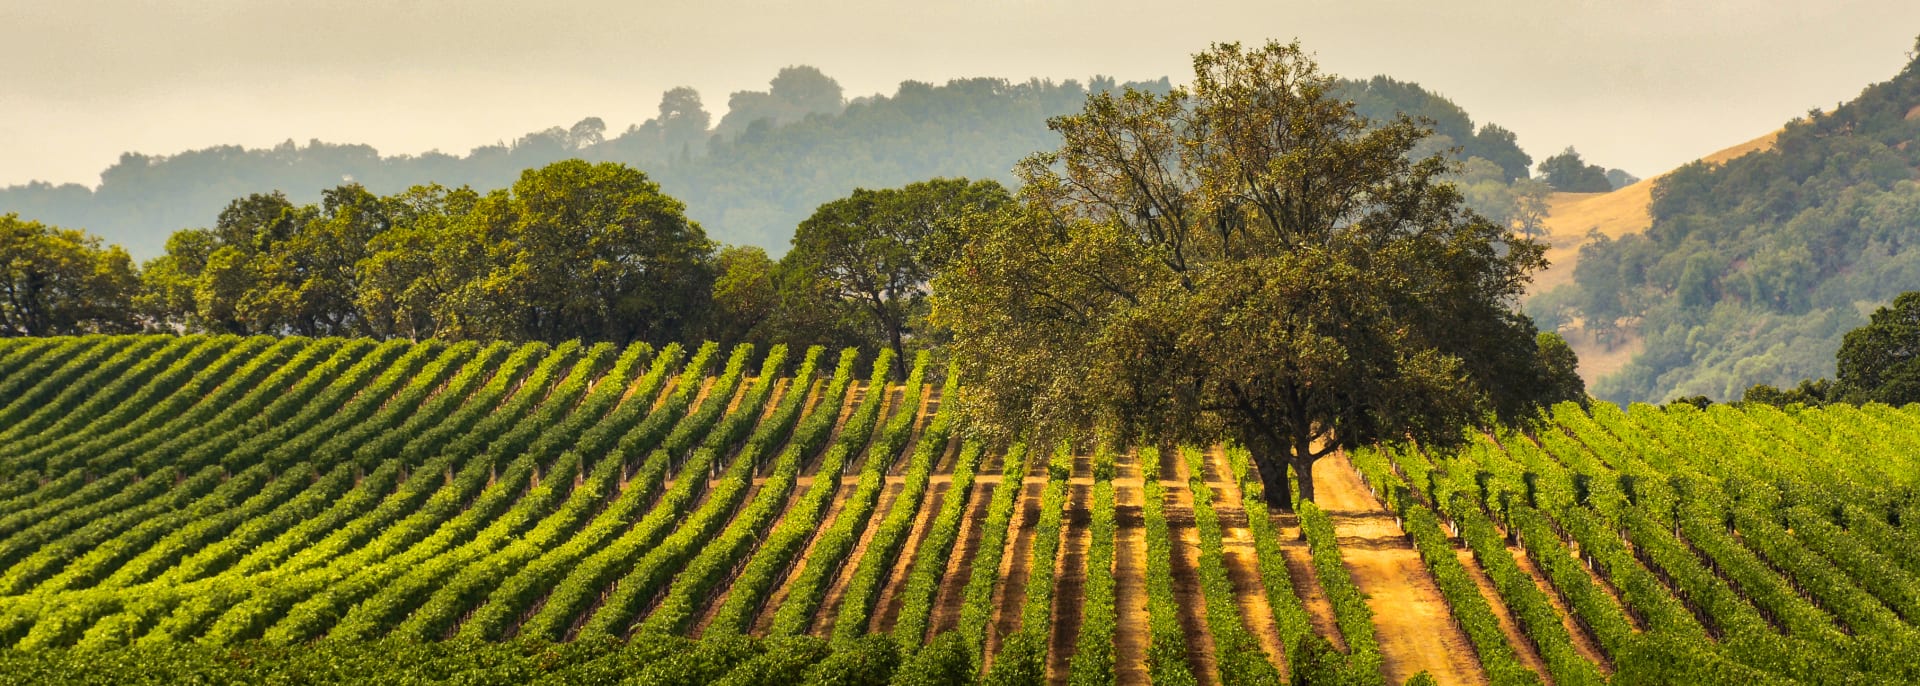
[[1, 334, 1919, 684]]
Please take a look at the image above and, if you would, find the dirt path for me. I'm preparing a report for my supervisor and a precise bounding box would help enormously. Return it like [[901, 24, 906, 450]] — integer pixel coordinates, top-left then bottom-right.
[[1113, 450, 1151, 686], [1566, 536, 1642, 634], [1510, 543, 1614, 670], [870, 478, 951, 633], [811, 480, 904, 637], [1164, 448, 1222, 686], [929, 475, 998, 636], [984, 461, 1046, 671], [751, 458, 860, 636], [1316, 453, 1486, 686], [890, 385, 933, 477], [686, 376, 718, 413], [816, 382, 871, 466], [850, 385, 900, 475], [1457, 548, 1554, 684], [688, 464, 811, 639], [1047, 473, 1092, 685], [722, 375, 754, 414], [1205, 448, 1290, 676], [1276, 515, 1347, 651], [869, 399, 962, 633]]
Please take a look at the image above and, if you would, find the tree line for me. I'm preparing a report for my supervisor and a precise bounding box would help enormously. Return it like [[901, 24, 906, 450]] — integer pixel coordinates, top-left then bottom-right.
[[2, 160, 1004, 379]]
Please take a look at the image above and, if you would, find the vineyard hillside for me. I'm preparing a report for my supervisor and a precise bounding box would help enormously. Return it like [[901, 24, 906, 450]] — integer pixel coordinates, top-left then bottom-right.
[[3, 335, 1920, 684]]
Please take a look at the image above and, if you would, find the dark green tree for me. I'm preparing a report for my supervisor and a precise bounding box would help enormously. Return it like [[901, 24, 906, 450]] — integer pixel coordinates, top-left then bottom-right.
[[0, 214, 140, 336], [354, 184, 482, 340], [1837, 291, 1920, 405], [935, 41, 1553, 508], [709, 245, 779, 345], [787, 178, 1009, 378], [1740, 378, 1834, 407], [1536, 332, 1588, 407], [458, 160, 716, 343], [1536, 147, 1613, 193]]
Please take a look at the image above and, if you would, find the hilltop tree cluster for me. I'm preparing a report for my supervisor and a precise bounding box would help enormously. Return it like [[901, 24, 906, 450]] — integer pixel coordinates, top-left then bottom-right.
[[3, 159, 1002, 378], [0, 214, 140, 337], [2, 65, 1554, 260]]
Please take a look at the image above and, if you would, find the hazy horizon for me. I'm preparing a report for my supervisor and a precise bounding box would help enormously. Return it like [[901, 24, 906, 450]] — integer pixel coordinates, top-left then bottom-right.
[[6, 1, 1919, 188]]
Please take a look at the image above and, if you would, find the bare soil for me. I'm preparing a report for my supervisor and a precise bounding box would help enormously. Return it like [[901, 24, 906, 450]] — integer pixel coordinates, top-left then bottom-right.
[[811, 480, 904, 637], [890, 385, 933, 477], [865, 387, 955, 632], [1509, 546, 1613, 671], [983, 462, 1045, 672], [1276, 522, 1348, 651], [1456, 548, 1555, 684], [1164, 447, 1222, 686], [1113, 449, 1151, 686], [1204, 447, 1291, 677], [929, 476, 998, 636], [1561, 536, 1643, 633], [816, 382, 871, 461], [1046, 478, 1092, 685], [750, 459, 859, 636], [1315, 453, 1487, 686], [688, 464, 811, 638], [870, 479, 951, 633]]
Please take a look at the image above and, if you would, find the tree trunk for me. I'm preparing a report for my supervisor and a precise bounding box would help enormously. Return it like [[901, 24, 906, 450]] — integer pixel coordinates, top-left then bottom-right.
[[1240, 430, 1293, 512], [887, 324, 908, 381], [1291, 424, 1319, 506], [1292, 456, 1317, 505]]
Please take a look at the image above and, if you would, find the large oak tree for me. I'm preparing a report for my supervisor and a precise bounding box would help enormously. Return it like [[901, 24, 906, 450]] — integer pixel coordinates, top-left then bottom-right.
[[935, 41, 1565, 508]]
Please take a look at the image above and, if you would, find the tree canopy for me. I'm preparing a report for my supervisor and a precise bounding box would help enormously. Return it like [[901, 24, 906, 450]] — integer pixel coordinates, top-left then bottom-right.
[[1, 64, 1539, 260], [1536, 147, 1614, 193], [934, 41, 1565, 508], [787, 178, 1009, 378], [140, 160, 716, 343], [1836, 291, 1920, 405], [0, 213, 139, 336]]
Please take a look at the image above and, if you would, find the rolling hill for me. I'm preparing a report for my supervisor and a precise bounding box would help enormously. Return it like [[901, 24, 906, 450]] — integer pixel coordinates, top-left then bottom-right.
[[5, 335, 1920, 684], [1528, 130, 1783, 386]]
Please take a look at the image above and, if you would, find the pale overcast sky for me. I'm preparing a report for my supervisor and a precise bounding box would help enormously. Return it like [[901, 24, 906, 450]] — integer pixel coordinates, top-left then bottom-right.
[[3, 1, 1918, 187]]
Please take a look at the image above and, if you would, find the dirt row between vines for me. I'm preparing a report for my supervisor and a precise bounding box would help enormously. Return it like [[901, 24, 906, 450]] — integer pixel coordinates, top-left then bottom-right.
[[684, 377, 834, 638], [811, 384, 927, 637], [927, 472, 997, 636], [1045, 454, 1094, 684], [982, 454, 1048, 672], [1201, 447, 1293, 676], [1112, 450, 1150, 686], [868, 385, 956, 633], [1162, 446, 1222, 685], [1313, 453, 1487, 686], [748, 381, 880, 635]]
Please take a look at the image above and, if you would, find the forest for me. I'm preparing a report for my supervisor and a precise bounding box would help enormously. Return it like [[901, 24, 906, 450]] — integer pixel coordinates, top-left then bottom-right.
[[0, 67, 1541, 260]]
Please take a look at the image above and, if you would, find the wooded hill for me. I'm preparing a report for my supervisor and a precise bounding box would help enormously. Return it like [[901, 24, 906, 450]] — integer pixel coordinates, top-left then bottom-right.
[[1541, 42, 1920, 404], [0, 68, 1531, 259]]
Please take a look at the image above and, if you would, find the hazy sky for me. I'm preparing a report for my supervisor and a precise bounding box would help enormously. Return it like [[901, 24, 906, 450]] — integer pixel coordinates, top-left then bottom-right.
[[5, 1, 1918, 187]]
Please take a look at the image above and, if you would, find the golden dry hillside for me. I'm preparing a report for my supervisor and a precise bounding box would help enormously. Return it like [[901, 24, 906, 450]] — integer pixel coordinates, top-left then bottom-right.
[[1531, 129, 1782, 295], [1527, 130, 1782, 382]]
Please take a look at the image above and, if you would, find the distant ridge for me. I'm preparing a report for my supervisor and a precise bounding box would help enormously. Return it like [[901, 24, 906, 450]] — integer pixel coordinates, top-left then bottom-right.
[[1532, 129, 1783, 296]]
